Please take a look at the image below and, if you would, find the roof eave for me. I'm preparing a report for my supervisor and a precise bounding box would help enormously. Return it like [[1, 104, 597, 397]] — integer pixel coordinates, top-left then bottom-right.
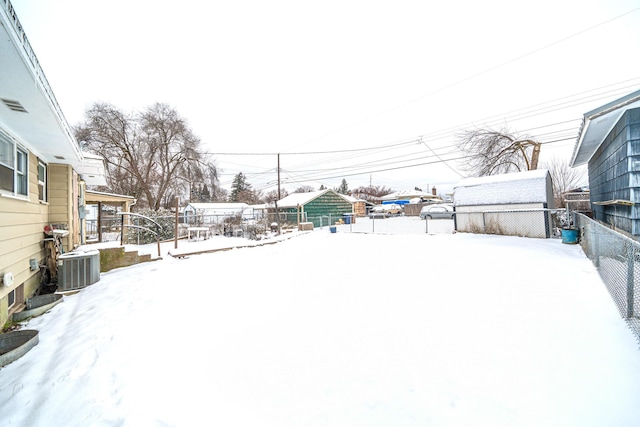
[[570, 89, 640, 168]]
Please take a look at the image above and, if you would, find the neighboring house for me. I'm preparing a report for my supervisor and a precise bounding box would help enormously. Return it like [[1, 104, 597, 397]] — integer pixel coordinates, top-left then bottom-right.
[[340, 194, 371, 217], [561, 187, 591, 214], [570, 89, 640, 237], [275, 189, 353, 227], [381, 189, 443, 204], [380, 189, 443, 216], [183, 203, 254, 224], [0, 1, 105, 325], [453, 169, 555, 238]]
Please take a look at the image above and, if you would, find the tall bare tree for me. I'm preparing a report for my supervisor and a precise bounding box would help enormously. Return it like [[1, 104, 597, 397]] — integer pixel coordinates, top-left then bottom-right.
[[457, 127, 542, 176], [205, 161, 225, 201], [544, 157, 586, 207], [351, 185, 393, 203], [75, 102, 209, 210], [294, 185, 315, 193], [264, 188, 289, 204]]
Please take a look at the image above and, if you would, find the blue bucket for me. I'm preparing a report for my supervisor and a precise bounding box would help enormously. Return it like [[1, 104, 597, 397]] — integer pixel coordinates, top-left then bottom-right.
[[330, 226, 337, 233], [561, 228, 578, 244]]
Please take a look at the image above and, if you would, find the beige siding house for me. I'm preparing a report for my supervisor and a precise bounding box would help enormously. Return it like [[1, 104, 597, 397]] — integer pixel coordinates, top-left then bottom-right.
[[0, 1, 105, 326]]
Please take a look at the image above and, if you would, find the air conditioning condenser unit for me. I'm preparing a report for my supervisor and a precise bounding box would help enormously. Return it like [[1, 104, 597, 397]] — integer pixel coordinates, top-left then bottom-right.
[[57, 250, 101, 291]]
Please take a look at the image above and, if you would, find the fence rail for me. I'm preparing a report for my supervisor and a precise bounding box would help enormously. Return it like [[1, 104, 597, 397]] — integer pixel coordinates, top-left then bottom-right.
[[574, 212, 640, 341], [455, 208, 565, 239]]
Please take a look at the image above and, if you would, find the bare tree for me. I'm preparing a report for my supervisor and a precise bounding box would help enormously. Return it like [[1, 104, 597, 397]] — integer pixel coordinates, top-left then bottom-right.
[[457, 127, 542, 176], [205, 161, 225, 201], [294, 185, 315, 193], [351, 185, 393, 203], [76, 102, 209, 210], [264, 189, 289, 204], [544, 157, 586, 207]]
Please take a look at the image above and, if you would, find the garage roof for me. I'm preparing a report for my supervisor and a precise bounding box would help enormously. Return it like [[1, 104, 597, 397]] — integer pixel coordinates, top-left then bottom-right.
[[453, 169, 551, 206]]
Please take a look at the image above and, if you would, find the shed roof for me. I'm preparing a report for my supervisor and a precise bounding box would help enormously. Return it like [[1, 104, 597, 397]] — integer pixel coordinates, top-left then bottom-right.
[[276, 189, 353, 208], [570, 89, 640, 167], [453, 169, 550, 206]]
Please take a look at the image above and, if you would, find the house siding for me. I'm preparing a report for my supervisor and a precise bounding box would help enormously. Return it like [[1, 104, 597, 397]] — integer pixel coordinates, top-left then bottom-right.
[[282, 191, 353, 228], [0, 152, 48, 325], [588, 107, 640, 235], [48, 163, 76, 251], [0, 154, 82, 326]]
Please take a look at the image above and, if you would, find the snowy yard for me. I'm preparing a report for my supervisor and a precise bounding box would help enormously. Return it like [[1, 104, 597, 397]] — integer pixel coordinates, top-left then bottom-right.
[[1, 217, 639, 426]]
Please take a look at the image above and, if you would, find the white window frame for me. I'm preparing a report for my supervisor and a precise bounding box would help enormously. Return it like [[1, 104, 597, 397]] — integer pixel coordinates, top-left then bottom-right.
[[38, 159, 47, 202], [0, 129, 28, 198]]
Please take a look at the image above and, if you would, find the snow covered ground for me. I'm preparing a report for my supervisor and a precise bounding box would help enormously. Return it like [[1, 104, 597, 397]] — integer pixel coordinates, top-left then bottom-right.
[[1, 216, 639, 426]]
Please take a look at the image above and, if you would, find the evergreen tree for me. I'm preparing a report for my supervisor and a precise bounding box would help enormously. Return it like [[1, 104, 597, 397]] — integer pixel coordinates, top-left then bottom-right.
[[229, 172, 251, 202], [201, 184, 211, 202], [335, 179, 349, 195]]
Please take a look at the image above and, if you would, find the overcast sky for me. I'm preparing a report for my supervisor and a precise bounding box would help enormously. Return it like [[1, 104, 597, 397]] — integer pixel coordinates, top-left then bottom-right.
[[11, 0, 640, 195]]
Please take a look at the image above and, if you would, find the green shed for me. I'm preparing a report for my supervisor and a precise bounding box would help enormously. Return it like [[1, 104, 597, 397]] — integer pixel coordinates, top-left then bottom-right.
[[276, 189, 353, 228]]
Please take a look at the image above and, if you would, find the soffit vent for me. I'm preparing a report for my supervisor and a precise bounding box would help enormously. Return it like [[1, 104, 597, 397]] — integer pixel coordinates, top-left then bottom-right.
[[1, 98, 28, 113]]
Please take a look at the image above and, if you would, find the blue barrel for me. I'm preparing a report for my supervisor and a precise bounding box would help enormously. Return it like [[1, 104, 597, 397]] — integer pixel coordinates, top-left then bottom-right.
[[330, 226, 337, 233], [561, 228, 578, 244], [343, 213, 352, 224]]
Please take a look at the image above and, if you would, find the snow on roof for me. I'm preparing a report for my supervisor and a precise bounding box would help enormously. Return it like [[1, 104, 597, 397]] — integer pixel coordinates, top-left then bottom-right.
[[276, 190, 328, 208], [276, 189, 355, 208], [381, 190, 439, 201], [453, 169, 550, 206], [187, 202, 249, 209], [185, 203, 251, 215]]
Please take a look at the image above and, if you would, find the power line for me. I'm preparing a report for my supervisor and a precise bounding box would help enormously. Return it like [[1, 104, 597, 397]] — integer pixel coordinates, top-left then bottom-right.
[[211, 75, 640, 191], [209, 137, 419, 156], [283, 7, 640, 150]]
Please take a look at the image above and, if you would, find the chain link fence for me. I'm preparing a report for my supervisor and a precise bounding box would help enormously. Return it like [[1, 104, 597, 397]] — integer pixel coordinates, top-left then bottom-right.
[[84, 206, 640, 342], [574, 212, 640, 341], [454, 208, 566, 238]]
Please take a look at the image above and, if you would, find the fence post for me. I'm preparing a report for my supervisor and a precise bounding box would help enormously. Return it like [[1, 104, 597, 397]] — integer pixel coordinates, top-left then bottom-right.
[[594, 224, 600, 268], [156, 222, 161, 258], [120, 214, 125, 246], [627, 245, 635, 318]]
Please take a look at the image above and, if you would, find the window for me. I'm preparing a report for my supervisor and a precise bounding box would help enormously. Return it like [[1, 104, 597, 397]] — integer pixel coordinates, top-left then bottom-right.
[[7, 289, 15, 308], [0, 129, 28, 197], [38, 160, 47, 201]]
